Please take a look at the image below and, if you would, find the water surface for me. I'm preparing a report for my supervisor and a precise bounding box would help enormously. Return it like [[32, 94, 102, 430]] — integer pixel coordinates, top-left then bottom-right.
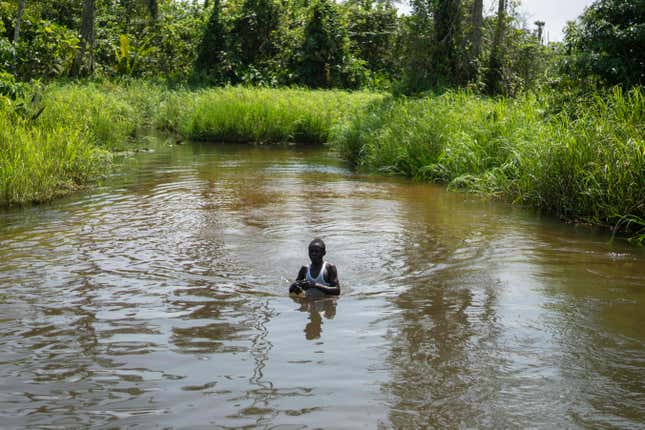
[[1, 142, 643, 429]]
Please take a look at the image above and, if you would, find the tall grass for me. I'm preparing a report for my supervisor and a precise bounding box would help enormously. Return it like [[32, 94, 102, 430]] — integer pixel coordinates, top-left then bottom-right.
[[0, 81, 165, 206], [0, 112, 110, 205], [4, 80, 643, 241], [42, 81, 168, 149], [332, 88, 645, 240], [1, 82, 381, 206], [159, 86, 382, 144]]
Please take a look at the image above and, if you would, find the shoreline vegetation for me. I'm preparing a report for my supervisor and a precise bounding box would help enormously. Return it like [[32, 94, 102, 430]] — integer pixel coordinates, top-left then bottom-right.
[[1, 82, 643, 242]]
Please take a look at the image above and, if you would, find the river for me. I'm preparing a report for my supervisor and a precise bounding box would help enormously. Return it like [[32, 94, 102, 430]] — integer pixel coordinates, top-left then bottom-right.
[[1, 141, 643, 429]]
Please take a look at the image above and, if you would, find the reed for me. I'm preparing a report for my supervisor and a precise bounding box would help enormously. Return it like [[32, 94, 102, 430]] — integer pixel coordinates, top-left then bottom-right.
[[0, 112, 110, 206], [514, 88, 645, 240], [0, 81, 162, 206], [4, 80, 643, 240], [1, 82, 381, 206], [41, 80, 167, 149], [162, 86, 382, 144], [332, 88, 645, 238]]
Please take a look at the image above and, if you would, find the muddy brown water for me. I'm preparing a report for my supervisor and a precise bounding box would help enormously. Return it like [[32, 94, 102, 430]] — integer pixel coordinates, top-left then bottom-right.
[[1, 142, 644, 429]]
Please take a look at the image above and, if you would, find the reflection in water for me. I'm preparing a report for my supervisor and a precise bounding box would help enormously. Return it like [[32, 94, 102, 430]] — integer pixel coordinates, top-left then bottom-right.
[[292, 297, 338, 340], [0, 141, 643, 428], [385, 258, 504, 427], [238, 300, 278, 425], [526, 230, 645, 428], [378, 184, 507, 427]]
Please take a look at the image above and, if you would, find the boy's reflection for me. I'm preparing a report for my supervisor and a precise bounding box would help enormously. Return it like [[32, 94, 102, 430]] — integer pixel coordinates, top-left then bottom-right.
[[291, 296, 337, 340]]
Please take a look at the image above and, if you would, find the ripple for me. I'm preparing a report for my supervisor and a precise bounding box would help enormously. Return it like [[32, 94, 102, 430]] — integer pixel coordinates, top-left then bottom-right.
[[0, 142, 644, 429]]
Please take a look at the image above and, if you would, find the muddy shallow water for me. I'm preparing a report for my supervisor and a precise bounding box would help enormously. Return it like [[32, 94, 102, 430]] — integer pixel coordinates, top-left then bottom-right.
[[1, 142, 643, 429]]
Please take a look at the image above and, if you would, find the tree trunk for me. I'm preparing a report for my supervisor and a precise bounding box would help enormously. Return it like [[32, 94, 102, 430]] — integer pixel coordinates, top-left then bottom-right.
[[465, 0, 483, 82], [72, 0, 97, 77], [470, 0, 482, 59], [146, 0, 158, 19], [13, 0, 26, 44], [486, 0, 506, 94], [433, 0, 462, 85]]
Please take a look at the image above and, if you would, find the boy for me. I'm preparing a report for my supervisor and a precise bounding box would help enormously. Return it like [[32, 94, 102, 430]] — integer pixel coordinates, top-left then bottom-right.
[[289, 238, 340, 296]]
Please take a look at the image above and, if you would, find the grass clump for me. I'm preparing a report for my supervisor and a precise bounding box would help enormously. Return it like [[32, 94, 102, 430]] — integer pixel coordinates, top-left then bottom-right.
[[514, 88, 644, 231], [162, 86, 382, 144], [332, 87, 645, 239], [42, 81, 167, 150], [0, 111, 110, 205], [0, 81, 166, 206], [1, 82, 381, 206]]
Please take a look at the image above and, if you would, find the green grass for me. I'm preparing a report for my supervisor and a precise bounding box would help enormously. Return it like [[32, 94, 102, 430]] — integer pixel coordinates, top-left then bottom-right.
[[0, 80, 169, 206], [0, 82, 381, 206], [159, 86, 382, 144], [2, 80, 643, 241], [0, 112, 108, 205], [332, 87, 645, 240], [41, 80, 168, 150]]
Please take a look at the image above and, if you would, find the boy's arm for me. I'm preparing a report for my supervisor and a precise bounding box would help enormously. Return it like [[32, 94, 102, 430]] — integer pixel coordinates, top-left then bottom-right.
[[289, 266, 308, 293], [296, 266, 307, 281]]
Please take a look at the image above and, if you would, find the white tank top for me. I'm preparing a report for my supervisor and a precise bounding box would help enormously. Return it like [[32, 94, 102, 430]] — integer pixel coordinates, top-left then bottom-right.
[[306, 261, 330, 286]]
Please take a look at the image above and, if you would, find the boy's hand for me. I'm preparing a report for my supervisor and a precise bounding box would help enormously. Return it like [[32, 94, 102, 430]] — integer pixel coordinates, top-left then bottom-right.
[[298, 279, 315, 290], [289, 279, 312, 294], [289, 283, 303, 294]]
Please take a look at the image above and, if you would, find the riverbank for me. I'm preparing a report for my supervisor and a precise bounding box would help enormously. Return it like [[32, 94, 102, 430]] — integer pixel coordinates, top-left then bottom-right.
[[0, 81, 160, 206], [0, 82, 381, 206], [1, 82, 643, 241], [332, 88, 645, 243], [163, 86, 382, 143]]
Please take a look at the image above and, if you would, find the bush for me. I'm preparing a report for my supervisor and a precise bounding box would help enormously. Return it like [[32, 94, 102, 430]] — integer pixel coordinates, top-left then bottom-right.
[[15, 19, 79, 79], [564, 0, 645, 88]]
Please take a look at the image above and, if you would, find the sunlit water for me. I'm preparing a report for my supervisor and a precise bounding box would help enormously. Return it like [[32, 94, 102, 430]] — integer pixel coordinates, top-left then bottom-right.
[[1, 141, 643, 429]]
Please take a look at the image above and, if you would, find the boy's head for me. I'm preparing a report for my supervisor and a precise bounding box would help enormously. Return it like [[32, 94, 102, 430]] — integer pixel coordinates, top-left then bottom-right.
[[308, 238, 326, 262]]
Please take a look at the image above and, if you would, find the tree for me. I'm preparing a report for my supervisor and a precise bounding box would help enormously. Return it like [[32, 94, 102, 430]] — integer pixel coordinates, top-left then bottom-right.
[[432, 0, 463, 86], [139, 0, 206, 82], [486, 0, 506, 94], [345, 1, 398, 76], [71, 0, 96, 77], [534, 20, 545, 45], [13, 0, 26, 45], [401, 0, 434, 92], [193, 0, 229, 83], [465, 0, 483, 82], [230, 0, 282, 70], [297, 0, 350, 88], [564, 0, 645, 88], [145, 0, 158, 20]]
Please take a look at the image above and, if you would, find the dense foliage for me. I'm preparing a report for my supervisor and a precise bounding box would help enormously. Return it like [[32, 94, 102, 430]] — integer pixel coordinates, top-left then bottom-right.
[[0, 0, 643, 93], [563, 0, 645, 88], [0, 0, 562, 93]]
